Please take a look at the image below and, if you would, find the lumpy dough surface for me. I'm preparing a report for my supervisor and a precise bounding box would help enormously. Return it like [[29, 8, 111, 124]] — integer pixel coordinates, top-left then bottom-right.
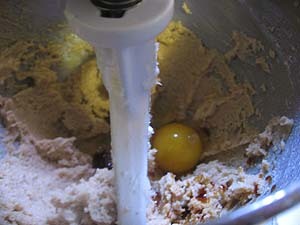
[[153, 22, 257, 157], [0, 22, 294, 225]]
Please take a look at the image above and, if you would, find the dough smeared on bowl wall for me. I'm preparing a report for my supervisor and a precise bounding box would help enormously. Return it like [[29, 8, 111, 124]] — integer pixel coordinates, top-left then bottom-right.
[[153, 21, 258, 157]]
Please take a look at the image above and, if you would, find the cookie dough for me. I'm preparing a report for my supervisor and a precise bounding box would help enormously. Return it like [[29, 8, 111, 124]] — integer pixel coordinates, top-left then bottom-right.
[[182, 2, 192, 15], [0, 21, 293, 225], [153, 22, 257, 157]]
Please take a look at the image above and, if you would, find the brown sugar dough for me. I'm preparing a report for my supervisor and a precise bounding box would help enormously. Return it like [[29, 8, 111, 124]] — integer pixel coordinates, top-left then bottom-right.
[[0, 20, 293, 225], [182, 2, 192, 15], [152, 21, 257, 156], [0, 39, 110, 155], [0, 21, 272, 158]]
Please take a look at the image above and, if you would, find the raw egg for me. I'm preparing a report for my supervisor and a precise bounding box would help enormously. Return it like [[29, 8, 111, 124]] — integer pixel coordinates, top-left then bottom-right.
[[152, 123, 203, 174]]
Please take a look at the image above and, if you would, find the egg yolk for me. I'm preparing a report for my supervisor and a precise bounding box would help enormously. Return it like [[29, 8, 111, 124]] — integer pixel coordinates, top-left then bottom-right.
[[152, 123, 203, 174]]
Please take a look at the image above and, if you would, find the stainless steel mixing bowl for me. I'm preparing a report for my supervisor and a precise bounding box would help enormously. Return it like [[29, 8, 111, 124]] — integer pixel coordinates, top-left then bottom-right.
[[1, 0, 300, 224]]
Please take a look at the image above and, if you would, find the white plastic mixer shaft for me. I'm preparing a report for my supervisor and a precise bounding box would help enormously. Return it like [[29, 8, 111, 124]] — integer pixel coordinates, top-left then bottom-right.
[[65, 1, 173, 224], [96, 42, 157, 224]]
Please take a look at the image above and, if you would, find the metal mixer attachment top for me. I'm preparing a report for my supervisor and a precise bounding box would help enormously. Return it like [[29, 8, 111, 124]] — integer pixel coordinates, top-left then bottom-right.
[[91, 0, 142, 18]]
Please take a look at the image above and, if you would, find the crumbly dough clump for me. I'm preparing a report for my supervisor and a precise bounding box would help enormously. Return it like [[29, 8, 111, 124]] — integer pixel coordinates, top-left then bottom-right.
[[0, 100, 291, 225]]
